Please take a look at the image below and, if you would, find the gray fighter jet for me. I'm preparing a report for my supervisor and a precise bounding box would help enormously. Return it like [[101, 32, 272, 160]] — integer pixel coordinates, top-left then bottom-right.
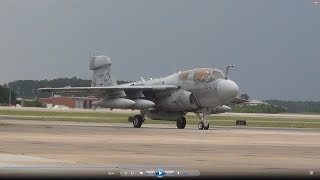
[[38, 55, 243, 130]]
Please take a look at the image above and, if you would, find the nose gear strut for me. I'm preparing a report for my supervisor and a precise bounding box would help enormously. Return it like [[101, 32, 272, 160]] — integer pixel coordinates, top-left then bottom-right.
[[196, 108, 210, 130]]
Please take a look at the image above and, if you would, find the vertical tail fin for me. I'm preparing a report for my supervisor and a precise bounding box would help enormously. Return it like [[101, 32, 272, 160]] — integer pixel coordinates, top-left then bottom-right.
[[90, 55, 117, 87]]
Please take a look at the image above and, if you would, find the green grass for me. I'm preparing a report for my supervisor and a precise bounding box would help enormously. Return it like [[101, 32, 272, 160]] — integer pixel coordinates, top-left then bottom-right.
[[1, 109, 320, 128], [0, 110, 134, 118], [0, 123, 9, 126], [187, 115, 320, 122]]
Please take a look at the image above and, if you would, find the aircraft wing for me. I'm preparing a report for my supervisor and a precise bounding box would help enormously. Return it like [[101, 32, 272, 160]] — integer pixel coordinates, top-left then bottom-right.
[[231, 97, 250, 104], [37, 85, 178, 97]]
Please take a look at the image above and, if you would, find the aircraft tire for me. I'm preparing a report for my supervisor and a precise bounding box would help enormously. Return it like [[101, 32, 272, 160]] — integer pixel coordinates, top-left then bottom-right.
[[133, 115, 143, 128], [204, 123, 209, 130], [176, 117, 186, 129], [198, 122, 204, 130]]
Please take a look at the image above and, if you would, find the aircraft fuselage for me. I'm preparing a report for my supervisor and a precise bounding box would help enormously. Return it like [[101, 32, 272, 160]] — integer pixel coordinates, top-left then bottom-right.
[[128, 68, 239, 112]]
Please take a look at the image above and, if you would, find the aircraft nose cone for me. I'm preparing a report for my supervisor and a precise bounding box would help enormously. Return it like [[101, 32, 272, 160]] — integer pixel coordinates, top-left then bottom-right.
[[217, 79, 239, 102]]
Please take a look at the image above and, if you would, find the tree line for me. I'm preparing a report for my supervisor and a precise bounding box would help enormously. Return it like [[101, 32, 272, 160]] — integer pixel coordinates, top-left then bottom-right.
[[264, 100, 320, 113], [230, 101, 320, 114], [230, 104, 287, 114]]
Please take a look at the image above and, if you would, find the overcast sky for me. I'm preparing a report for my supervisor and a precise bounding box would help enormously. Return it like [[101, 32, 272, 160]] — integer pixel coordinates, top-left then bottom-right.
[[0, 0, 319, 101]]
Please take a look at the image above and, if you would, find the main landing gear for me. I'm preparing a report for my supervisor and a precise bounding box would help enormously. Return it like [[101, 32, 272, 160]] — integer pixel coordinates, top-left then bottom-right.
[[176, 116, 186, 129], [131, 111, 145, 128], [196, 109, 210, 130], [132, 115, 143, 128]]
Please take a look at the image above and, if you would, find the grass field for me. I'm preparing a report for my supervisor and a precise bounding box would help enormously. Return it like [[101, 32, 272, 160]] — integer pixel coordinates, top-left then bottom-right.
[[0, 123, 8, 126], [1, 109, 320, 128]]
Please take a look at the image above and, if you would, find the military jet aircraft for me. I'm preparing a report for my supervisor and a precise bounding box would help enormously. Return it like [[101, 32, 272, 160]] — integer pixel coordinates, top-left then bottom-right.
[[38, 55, 243, 130]]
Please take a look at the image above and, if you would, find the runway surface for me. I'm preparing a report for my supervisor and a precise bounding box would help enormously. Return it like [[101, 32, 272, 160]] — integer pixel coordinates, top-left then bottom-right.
[[0, 118, 320, 177]]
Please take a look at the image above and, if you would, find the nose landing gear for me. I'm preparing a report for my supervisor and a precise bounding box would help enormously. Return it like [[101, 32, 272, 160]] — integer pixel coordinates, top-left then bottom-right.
[[198, 122, 209, 130], [196, 108, 210, 130]]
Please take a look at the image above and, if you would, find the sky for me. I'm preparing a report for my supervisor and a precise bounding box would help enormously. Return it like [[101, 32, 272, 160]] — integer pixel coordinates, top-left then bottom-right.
[[0, 0, 319, 101]]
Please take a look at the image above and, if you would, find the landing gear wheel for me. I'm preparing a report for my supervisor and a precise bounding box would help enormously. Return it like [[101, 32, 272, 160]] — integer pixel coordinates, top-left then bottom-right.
[[204, 123, 209, 130], [198, 122, 204, 130], [196, 108, 211, 130], [133, 115, 143, 128], [176, 117, 186, 129]]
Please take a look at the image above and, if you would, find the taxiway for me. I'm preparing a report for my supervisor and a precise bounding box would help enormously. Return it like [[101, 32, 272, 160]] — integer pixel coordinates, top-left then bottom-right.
[[0, 118, 319, 177]]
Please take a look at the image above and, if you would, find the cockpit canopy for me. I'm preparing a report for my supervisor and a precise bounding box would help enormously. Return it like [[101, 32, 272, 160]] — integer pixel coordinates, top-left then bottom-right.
[[179, 68, 225, 82]]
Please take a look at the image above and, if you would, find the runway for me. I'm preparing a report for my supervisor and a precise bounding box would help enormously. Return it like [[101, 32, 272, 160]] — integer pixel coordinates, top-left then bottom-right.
[[0, 118, 320, 177]]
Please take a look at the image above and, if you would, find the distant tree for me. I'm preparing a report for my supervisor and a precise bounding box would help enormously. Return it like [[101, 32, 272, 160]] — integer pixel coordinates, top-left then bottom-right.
[[22, 100, 46, 108], [231, 104, 286, 114], [0, 87, 16, 105]]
